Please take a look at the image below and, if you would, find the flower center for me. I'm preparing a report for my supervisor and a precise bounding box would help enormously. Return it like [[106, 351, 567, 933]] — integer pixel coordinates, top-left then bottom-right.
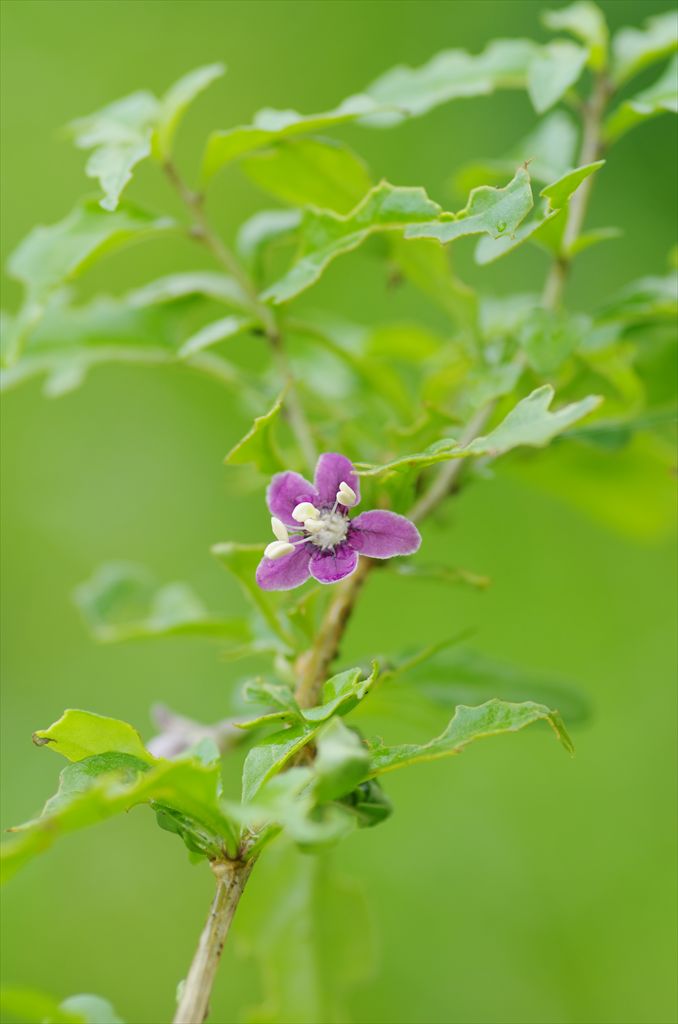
[[306, 509, 349, 550]]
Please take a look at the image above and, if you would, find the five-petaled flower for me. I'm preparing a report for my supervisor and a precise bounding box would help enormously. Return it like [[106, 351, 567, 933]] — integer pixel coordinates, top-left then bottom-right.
[[256, 452, 421, 590]]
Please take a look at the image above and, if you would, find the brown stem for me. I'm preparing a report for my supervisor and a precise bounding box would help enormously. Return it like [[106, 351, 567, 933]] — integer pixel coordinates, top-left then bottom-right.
[[294, 556, 373, 707], [173, 858, 255, 1024]]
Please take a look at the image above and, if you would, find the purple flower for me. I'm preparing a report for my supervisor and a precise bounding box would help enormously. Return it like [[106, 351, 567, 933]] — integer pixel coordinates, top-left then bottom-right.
[[256, 452, 421, 591]]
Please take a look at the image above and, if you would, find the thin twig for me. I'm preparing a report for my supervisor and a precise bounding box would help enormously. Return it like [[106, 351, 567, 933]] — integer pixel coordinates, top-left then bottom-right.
[[163, 161, 317, 473]]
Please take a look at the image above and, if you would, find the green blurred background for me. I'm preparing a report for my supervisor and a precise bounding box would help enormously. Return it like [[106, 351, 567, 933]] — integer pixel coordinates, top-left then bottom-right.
[[1, 2, 676, 1022]]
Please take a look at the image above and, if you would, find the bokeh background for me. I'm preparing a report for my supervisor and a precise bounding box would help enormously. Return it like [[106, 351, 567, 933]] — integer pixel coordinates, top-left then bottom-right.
[[1, 2, 676, 1022]]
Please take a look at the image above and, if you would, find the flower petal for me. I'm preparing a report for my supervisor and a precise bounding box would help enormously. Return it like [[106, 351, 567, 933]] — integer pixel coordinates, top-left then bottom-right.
[[309, 543, 359, 584], [266, 471, 318, 527], [313, 452, 360, 508], [255, 543, 312, 591], [348, 510, 421, 559]]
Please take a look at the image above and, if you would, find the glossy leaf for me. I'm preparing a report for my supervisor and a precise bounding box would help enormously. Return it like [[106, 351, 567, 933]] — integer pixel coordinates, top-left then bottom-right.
[[358, 385, 601, 475], [604, 56, 678, 143], [367, 698, 573, 777], [543, 2, 609, 70], [8, 201, 173, 303], [152, 63, 225, 161], [405, 167, 533, 245], [241, 135, 372, 213], [202, 94, 380, 182], [263, 182, 441, 304], [224, 393, 286, 474], [541, 159, 606, 209], [74, 562, 249, 643], [612, 10, 678, 85], [527, 41, 588, 114], [68, 91, 158, 211], [363, 39, 539, 123]]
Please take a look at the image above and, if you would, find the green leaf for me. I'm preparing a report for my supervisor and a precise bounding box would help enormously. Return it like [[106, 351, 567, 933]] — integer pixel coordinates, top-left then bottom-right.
[[74, 562, 250, 643], [236, 848, 375, 1023], [152, 63, 225, 162], [68, 92, 159, 211], [363, 38, 539, 122], [313, 719, 370, 804], [241, 724, 314, 802], [463, 385, 602, 455], [32, 708, 154, 763], [517, 308, 588, 374], [262, 181, 441, 304], [405, 167, 533, 245], [0, 989, 124, 1024], [211, 542, 292, 647], [178, 314, 256, 358], [241, 136, 372, 214], [358, 385, 602, 475], [7, 201, 173, 304], [543, 2, 609, 71], [388, 237, 480, 337], [126, 270, 252, 311], [612, 10, 678, 85], [224, 393, 286, 474], [474, 160, 605, 264], [235, 209, 302, 278], [367, 698, 573, 777], [527, 41, 588, 114], [3, 714, 239, 879], [604, 56, 678, 143], [379, 646, 592, 726], [59, 996, 124, 1024], [202, 94, 380, 183], [540, 159, 606, 210]]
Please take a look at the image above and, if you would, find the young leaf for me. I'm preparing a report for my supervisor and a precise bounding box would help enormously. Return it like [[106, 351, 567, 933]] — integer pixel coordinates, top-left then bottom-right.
[[240, 136, 372, 214], [74, 562, 250, 643], [32, 709, 154, 764], [152, 62, 225, 162], [262, 182, 442, 304], [604, 56, 678, 143], [126, 270, 252, 311], [540, 160, 606, 210], [611, 10, 678, 86], [527, 41, 588, 114], [224, 393, 286, 474], [235, 209, 302, 276], [542, 2, 609, 71], [357, 385, 602, 475], [68, 92, 159, 211], [8, 201, 174, 303], [178, 314, 256, 359], [363, 38, 539, 123], [313, 719, 370, 804], [241, 724, 315, 802], [405, 167, 533, 245], [202, 94, 380, 183], [367, 698, 573, 777]]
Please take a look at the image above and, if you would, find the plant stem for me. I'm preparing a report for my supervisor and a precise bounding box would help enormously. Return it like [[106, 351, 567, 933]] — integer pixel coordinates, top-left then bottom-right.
[[173, 858, 255, 1024], [172, 69, 612, 1021], [163, 161, 317, 473]]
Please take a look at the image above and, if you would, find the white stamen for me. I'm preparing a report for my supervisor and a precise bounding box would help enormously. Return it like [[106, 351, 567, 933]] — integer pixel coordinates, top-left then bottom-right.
[[264, 540, 295, 560], [304, 517, 324, 533], [292, 501, 319, 523], [336, 481, 357, 507], [270, 517, 289, 543]]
